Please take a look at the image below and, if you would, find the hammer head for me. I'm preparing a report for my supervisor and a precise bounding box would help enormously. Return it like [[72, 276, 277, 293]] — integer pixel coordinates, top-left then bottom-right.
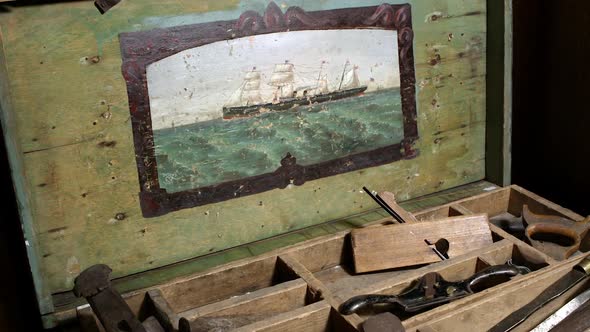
[[95, 0, 122, 14], [73, 264, 113, 298], [363, 312, 405, 332]]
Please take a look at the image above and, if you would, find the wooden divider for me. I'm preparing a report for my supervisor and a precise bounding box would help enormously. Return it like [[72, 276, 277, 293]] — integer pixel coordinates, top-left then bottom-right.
[[75, 185, 590, 332]]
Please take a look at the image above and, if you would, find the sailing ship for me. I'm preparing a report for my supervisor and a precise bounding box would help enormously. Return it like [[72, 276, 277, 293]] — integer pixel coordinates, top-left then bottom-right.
[[222, 61, 368, 119]]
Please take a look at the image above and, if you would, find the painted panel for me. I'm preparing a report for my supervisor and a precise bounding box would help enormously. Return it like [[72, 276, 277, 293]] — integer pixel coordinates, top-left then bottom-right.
[[150, 30, 403, 190], [0, 0, 486, 300], [120, 3, 418, 216]]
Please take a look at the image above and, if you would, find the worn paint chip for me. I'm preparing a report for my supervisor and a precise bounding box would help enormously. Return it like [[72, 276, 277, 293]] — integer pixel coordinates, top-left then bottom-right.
[[425, 11, 445, 23]]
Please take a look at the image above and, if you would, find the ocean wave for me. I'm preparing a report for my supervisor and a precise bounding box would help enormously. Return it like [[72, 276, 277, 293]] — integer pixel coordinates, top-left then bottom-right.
[[154, 89, 404, 192]]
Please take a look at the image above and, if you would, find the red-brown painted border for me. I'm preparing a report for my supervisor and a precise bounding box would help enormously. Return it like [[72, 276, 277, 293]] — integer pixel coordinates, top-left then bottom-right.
[[120, 3, 418, 217]]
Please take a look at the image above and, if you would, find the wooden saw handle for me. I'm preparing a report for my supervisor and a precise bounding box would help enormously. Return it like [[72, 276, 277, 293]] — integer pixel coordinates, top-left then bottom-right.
[[522, 205, 587, 260]]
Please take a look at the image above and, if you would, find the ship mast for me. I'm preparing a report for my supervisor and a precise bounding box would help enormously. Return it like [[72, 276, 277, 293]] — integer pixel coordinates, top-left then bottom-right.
[[341, 65, 360, 90], [338, 61, 349, 91], [316, 61, 325, 88]]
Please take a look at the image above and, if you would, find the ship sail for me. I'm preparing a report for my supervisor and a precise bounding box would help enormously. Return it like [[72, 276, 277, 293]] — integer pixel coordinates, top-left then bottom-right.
[[244, 71, 260, 80], [306, 75, 329, 96], [224, 85, 243, 107], [241, 69, 263, 105], [309, 61, 329, 96], [270, 62, 295, 99], [318, 75, 329, 94], [340, 65, 360, 90], [224, 68, 263, 107]]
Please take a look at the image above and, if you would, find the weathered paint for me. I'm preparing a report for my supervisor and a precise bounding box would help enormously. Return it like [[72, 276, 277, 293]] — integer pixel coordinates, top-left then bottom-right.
[[121, 4, 418, 217], [147, 30, 400, 128], [0, 25, 55, 316], [0, 0, 487, 317]]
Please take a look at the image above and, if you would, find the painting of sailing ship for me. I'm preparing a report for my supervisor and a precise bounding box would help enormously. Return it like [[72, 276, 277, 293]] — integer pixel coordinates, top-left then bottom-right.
[[223, 60, 367, 119], [147, 29, 404, 193], [120, 2, 418, 216]]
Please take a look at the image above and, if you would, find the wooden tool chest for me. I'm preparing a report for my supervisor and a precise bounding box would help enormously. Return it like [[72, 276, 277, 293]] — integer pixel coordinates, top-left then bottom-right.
[[4, 0, 588, 331], [71, 185, 590, 332]]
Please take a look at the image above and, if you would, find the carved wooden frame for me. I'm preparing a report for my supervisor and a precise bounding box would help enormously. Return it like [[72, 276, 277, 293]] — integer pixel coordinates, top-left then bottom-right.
[[120, 2, 418, 217]]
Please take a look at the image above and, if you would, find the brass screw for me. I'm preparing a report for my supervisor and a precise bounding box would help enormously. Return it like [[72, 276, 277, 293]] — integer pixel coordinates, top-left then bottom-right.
[[446, 286, 457, 295]]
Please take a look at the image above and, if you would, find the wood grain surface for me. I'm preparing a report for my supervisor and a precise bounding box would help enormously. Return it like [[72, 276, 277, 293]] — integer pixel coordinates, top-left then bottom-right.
[[351, 214, 493, 273], [378, 191, 420, 223]]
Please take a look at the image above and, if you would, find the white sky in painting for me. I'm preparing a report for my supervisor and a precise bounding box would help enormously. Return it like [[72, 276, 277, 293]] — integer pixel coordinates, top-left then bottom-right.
[[147, 29, 400, 130]]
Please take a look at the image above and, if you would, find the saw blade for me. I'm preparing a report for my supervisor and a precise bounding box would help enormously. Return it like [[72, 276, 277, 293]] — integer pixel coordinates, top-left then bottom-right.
[[530, 287, 590, 332], [489, 256, 590, 332]]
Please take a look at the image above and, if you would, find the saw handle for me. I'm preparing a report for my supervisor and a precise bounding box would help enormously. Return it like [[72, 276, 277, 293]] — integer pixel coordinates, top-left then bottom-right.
[[526, 223, 579, 247], [522, 205, 590, 260]]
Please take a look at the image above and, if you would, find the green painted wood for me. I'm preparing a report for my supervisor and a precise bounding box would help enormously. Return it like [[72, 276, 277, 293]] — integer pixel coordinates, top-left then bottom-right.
[[0, 27, 54, 316], [0, 0, 488, 314], [399, 180, 499, 211]]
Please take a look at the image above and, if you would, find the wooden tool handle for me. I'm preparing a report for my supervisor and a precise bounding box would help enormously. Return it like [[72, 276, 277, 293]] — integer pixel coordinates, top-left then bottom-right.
[[525, 223, 580, 260], [377, 191, 419, 223], [526, 223, 580, 244]]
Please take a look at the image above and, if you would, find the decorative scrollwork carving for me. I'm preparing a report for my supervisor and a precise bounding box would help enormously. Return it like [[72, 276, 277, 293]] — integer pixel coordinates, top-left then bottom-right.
[[393, 5, 412, 29], [236, 1, 333, 32], [398, 27, 415, 67], [264, 1, 287, 28], [364, 3, 396, 27], [235, 10, 265, 32]]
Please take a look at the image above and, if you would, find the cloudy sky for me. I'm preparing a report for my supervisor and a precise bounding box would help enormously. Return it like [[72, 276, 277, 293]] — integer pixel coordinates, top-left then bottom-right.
[[147, 29, 400, 130]]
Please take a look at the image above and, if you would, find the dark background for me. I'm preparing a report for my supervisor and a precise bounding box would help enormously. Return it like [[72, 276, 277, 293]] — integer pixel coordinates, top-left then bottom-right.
[[512, 0, 590, 217], [1, 0, 590, 330], [0, 132, 42, 330]]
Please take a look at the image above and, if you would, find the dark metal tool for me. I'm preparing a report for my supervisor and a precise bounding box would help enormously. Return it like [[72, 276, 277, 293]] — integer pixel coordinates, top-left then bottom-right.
[[363, 187, 406, 223], [488, 256, 590, 332], [340, 261, 530, 315], [95, 0, 122, 14], [362, 312, 406, 332], [74, 264, 147, 332], [549, 296, 590, 332], [489, 214, 526, 239], [530, 285, 590, 332]]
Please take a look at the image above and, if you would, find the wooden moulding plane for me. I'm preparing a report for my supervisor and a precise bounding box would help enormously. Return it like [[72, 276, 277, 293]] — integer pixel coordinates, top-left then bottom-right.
[[351, 214, 494, 273], [351, 191, 494, 273]]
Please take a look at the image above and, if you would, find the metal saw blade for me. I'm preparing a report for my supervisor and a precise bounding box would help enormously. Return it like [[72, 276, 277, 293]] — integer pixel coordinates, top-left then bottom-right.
[[530, 287, 590, 332]]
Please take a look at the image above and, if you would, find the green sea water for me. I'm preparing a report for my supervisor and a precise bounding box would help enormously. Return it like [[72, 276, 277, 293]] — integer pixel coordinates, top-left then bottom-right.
[[153, 88, 403, 193]]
